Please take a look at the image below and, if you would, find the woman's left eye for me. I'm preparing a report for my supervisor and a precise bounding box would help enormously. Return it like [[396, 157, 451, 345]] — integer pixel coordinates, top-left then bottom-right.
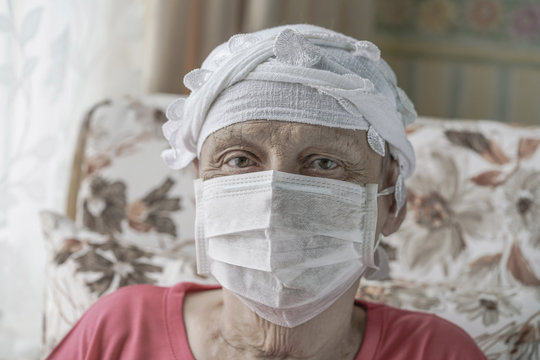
[[311, 158, 338, 170], [227, 156, 255, 168]]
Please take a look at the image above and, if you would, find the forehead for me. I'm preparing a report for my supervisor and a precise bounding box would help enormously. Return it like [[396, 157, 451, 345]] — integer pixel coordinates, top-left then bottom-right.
[[201, 120, 376, 161]]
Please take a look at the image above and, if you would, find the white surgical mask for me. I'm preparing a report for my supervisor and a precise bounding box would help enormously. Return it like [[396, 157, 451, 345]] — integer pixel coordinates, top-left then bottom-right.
[[194, 170, 393, 327]]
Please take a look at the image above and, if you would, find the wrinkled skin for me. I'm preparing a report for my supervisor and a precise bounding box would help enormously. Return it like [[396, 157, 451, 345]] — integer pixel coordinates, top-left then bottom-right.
[[184, 120, 405, 360]]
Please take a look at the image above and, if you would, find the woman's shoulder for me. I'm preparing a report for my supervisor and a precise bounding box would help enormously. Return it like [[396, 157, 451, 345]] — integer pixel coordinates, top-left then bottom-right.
[[91, 281, 218, 308], [75, 284, 171, 337], [97, 283, 166, 303], [357, 301, 486, 359], [81, 284, 166, 320], [363, 300, 459, 332], [46, 282, 212, 359]]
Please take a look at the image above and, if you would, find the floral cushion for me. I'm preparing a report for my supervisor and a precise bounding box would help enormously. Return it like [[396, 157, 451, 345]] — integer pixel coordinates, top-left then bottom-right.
[[40, 210, 215, 355], [40, 96, 216, 355], [358, 119, 540, 358], [41, 96, 540, 358]]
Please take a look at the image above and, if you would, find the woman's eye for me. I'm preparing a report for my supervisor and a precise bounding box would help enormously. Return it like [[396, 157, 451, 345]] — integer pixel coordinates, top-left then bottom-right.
[[227, 156, 255, 168], [311, 158, 338, 170]]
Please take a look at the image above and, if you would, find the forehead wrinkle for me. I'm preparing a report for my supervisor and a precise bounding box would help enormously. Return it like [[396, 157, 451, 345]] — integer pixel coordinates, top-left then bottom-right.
[[204, 122, 263, 154], [266, 122, 302, 159], [310, 127, 375, 166], [202, 120, 382, 171]]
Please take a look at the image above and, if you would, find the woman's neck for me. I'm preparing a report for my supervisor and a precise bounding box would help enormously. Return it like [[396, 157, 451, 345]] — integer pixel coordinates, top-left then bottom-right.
[[218, 283, 365, 360]]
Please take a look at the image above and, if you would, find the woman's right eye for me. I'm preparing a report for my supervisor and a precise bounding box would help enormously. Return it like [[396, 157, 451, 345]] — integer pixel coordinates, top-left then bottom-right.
[[310, 158, 338, 170], [226, 156, 255, 168]]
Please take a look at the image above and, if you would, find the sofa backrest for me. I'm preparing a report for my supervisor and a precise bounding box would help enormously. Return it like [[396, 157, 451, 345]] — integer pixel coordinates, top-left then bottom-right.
[[42, 95, 540, 357]]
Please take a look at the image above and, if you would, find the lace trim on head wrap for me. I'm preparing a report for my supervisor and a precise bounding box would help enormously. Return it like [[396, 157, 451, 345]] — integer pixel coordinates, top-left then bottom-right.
[[184, 69, 212, 92], [229, 34, 261, 53], [367, 126, 385, 157], [273, 29, 322, 67], [161, 24, 417, 214]]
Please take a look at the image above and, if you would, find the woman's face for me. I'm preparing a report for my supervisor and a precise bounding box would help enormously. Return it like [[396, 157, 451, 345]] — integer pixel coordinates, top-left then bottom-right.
[[197, 120, 400, 236], [198, 120, 386, 184]]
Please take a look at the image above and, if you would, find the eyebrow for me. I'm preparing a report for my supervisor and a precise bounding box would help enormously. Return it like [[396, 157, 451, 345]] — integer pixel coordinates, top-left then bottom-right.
[[206, 131, 263, 158]]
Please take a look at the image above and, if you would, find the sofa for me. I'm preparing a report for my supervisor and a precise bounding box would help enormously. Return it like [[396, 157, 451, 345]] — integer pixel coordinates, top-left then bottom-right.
[[40, 94, 540, 358]]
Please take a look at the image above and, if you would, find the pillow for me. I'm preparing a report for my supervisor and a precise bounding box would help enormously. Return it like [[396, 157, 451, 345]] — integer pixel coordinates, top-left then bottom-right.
[[358, 119, 540, 358], [40, 96, 218, 355], [40, 209, 215, 355]]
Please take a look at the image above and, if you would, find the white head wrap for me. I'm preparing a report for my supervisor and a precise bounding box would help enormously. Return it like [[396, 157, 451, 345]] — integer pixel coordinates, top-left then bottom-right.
[[161, 24, 416, 211]]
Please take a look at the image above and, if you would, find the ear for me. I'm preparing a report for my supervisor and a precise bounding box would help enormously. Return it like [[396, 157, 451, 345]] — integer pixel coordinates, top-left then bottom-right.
[[381, 199, 406, 236], [380, 159, 406, 236], [192, 158, 200, 178]]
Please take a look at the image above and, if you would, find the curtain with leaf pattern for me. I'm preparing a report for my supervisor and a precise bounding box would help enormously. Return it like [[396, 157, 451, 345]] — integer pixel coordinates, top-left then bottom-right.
[[0, 0, 145, 357]]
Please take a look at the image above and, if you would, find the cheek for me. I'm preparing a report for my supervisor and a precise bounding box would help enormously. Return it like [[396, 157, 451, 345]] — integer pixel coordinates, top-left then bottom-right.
[[375, 195, 391, 234]]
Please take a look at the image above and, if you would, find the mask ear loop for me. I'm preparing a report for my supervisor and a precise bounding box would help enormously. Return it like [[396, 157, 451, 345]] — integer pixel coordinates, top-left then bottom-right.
[[377, 186, 394, 197], [367, 187, 393, 268], [376, 172, 406, 218], [364, 238, 390, 280], [374, 185, 395, 252], [363, 184, 394, 281], [365, 187, 393, 281], [364, 178, 401, 281], [361, 184, 394, 275]]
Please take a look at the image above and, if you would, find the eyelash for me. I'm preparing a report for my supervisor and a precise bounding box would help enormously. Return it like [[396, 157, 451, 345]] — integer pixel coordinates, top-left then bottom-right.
[[223, 151, 258, 169], [226, 156, 255, 168]]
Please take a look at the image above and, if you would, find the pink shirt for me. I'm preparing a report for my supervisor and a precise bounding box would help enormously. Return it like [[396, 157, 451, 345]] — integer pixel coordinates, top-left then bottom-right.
[[47, 282, 486, 359]]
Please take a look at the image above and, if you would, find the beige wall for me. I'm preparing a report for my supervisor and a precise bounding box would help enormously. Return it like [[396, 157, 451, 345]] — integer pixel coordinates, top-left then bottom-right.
[[143, 0, 540, 124], [377, 37, 540, 125], [143, 0, 374, 94], [373, 1, 540, 125]]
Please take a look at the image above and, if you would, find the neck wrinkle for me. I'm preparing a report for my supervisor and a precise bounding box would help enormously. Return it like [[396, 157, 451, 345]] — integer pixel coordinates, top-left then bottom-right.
[[218, 286, 362, 360]]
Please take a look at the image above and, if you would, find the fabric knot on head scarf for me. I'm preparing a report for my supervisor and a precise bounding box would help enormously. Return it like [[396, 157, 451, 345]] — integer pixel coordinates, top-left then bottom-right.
[[161, 24, 417, 213]]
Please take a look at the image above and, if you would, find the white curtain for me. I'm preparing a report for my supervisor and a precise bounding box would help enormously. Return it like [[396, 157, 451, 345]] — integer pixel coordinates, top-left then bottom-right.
[[0, 0, 145, 357], [0, 1, 374, 357]]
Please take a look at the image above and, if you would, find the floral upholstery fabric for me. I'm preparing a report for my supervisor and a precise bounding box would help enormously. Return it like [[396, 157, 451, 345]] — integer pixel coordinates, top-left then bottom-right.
[[359, 119, 540, 359], [40, 96, 540, 358], [40, 96, 216, 355]]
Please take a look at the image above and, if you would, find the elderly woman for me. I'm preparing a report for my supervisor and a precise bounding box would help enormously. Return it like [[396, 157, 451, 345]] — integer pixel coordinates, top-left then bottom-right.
[[48, 25, 485, 359]]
